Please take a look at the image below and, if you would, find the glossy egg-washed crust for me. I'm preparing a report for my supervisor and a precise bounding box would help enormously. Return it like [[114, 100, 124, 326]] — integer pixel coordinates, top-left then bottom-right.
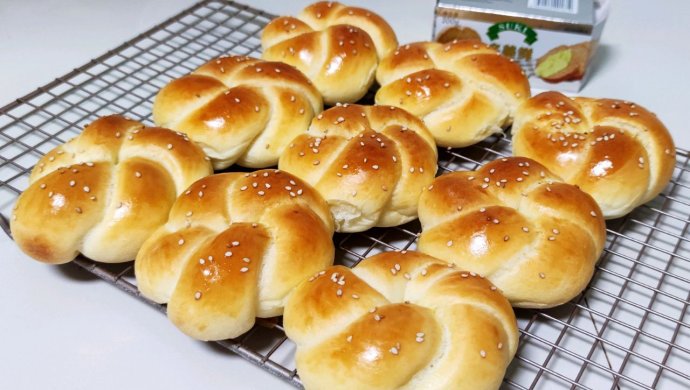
[[278, 104, 437, 233], [135, 169, 335, 341], [418, 157, 607, 308], [512, 91, 676, 219], [375, 40, 530, 148], [261, 1, 398, 104], [153, 55, 323, 170], [10, 115, 212, 264], [284, 251, 518, 390]]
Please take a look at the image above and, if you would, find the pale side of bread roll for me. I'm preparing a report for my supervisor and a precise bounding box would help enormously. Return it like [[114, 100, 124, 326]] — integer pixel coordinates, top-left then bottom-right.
[[261, 1, 398, 104], [512, 91, 676, 219], [10, 115, 212, 264], [278, 104, 437, 233], [284, 251, 518, 390], [375, 40, 530, 148], [135, 169, 335, 341], [417, 157, 607, 308], [153, 55, 322, 170]]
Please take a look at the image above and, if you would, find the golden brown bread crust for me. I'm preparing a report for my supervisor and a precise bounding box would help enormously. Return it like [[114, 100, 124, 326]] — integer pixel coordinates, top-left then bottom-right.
[[512, 91, 676, 218], [284, 251, 518, 389], [417, 157, 606, 308], [375, 40, 530, 148], [10, 115, 212, 264], [278, 104, 437, 232], [261, 1, 398, 104], [152, 55, 322, 169], [134, 169, 335, 340]]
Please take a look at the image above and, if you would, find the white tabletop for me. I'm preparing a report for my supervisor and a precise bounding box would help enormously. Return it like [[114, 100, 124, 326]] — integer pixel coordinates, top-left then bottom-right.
[[1, 1, 689, 389]]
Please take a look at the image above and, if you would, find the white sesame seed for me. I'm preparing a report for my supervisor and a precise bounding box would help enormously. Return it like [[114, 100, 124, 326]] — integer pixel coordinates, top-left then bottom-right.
[[194, 291, 202, 300], [240, 267, 249, 273], [389, 347, 399, 355], [590, 210, 597, 217], [375, 314, 382, 321], [135, 171, 142, 178], [232, 241, 240, 246], [421, 268, 428, 276], [352, 294, 359, 299], [539, 272, 546, 279], [346, 335, 352, 343], [242, 257, 250, 263], [69, 180, 75, 187], [178, 239, 185, 246], [336, 289, 343, 297], [480, 350, 487, 358], [447, 240, 453, 247]]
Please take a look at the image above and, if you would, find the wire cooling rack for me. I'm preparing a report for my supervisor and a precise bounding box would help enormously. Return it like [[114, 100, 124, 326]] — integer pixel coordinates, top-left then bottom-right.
[[1, 0, 689, 388]]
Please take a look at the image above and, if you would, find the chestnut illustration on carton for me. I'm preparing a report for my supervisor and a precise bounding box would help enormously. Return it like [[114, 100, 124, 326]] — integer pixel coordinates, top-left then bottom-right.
[[535, 41, 591, 83]]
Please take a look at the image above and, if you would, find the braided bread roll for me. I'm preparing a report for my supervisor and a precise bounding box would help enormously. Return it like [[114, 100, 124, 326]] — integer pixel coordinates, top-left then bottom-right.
[[375, 40, 530, 148], [135, 169, 334, 340], [278, 104, 437, 233], [10, 115, 212, 264], [285, 251, 518, 390], [153, 55, 322, 170], [512, 91, 676, 219], [261, 1, 398, 104], [418, 157, 606, 308]]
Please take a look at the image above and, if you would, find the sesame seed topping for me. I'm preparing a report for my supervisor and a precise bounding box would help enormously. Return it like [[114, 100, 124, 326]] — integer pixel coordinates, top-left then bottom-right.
[[69, 180, 75, 187], [178, 239, 185, 246], [75, 207, 82, 214], [194, 291, 202, 300], [480, 350, 487, 358], [242, 257, 250, 263], [372, 164, 379, 170], [590, 210, 597, 217], [421, 268, 428, 276], [539, 272, 546, 279], [346, 335, 352, 342], [39, 183, 46, 189], [240, 267, 249, 273], [498, 342, 503, 349], [352, 294, 359, 299], [375, 314, 382, 321], [503, 235, 510, 241], [232, 241, 239, 246], [135, 171, 142, 178], [552, 228, 560, 235], [522, 227, 529, 232], [389, 347, 399, 355], [83, 186, 90, 193]]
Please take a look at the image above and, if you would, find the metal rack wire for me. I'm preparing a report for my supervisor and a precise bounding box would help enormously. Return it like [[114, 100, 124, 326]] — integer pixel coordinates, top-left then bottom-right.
[[0, 0, 688, 388]]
